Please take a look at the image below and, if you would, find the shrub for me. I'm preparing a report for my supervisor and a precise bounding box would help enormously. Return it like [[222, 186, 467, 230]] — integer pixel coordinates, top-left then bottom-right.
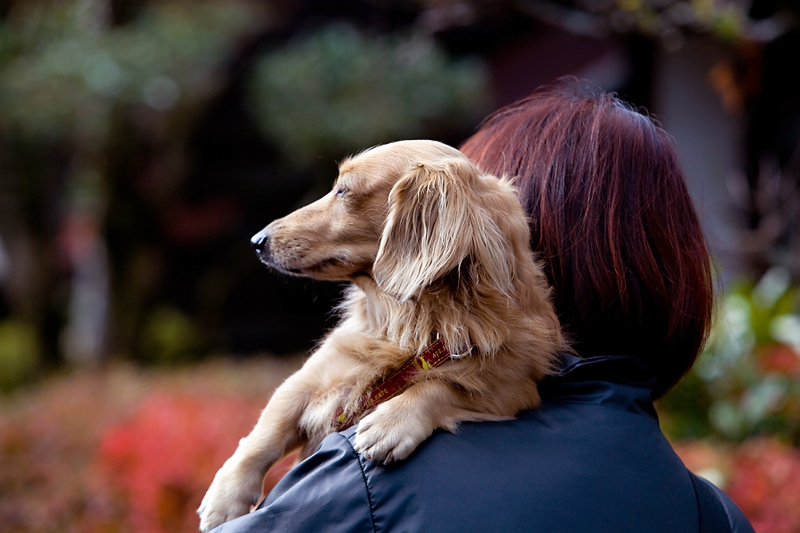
[[0, 358, 294, 532], [674, 437, 800, 533], [0, 320, 41, 392], [98, 393, 262, 532], [247, 22, 488, 167], [660, 267, 800, 442]]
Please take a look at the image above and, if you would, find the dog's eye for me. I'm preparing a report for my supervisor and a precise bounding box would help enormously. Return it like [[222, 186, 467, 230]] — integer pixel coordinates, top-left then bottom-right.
[[335, 186, 350, 199]]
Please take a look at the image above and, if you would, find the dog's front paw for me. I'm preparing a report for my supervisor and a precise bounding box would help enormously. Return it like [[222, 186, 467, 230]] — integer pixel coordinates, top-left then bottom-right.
[[197, 461, 261, 532], [353, 400, 435, 464]]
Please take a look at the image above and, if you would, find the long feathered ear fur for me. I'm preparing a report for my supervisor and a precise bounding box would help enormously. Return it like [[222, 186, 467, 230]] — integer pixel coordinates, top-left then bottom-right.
[[373, 157, 516, 302]]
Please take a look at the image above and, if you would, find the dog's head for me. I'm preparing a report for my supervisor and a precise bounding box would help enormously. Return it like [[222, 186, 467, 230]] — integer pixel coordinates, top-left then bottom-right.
[[252, 140, 531, 301]]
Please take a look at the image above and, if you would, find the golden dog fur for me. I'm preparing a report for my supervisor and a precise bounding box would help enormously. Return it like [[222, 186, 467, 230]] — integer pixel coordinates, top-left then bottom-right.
[[198, 140, 564, 531]]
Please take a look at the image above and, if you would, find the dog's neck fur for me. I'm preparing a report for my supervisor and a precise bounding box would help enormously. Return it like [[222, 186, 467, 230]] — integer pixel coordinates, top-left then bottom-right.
[[344, 268, 516, 359]]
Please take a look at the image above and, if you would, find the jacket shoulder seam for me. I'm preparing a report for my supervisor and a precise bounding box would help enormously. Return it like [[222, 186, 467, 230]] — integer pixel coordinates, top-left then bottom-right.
[[338, 433, 379, 533], [693, 474, 737, 532]]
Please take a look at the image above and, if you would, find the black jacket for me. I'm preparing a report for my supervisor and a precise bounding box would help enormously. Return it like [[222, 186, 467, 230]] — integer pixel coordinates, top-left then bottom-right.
[[212, 354, 755, 532]]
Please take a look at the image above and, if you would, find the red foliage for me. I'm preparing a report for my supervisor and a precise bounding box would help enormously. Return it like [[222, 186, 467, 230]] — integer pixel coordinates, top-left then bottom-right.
[[757, 344, 800, 376], [726, 438, 800, 533], [97, 394, 262, 533], [5, 362, 800, 533], [0, 360, 296, 533], [674, 437, 800, 533]]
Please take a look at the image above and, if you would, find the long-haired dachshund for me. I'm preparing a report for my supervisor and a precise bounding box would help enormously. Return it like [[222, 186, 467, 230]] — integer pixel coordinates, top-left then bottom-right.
[[198, 140, 564, 531]]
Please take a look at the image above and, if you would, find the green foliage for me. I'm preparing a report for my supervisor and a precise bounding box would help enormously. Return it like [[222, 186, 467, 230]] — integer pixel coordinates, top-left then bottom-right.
[[0, 0, 265, 143], [660, 268, 800, 442], [0, 1, 268, 369], [0, 320, 41, 392], [607, 0, 746, 41], [247, 23, 488, 167], [140, 306, 202, 366]]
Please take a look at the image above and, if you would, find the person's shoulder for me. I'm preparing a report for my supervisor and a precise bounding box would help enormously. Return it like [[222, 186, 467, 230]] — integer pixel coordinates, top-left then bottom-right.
[[691, 474, 755, 533], [210, 431, 376, 533]]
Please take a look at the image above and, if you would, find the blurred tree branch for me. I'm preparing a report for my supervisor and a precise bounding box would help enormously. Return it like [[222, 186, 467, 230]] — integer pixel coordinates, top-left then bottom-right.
[[0, 0, 268, 369]]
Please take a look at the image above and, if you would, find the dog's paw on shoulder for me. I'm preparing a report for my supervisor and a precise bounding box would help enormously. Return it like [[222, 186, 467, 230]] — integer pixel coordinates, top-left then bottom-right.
[[197, 465, 261, 532], [352, 401, 436, 465], [197, 491, 251, 532]]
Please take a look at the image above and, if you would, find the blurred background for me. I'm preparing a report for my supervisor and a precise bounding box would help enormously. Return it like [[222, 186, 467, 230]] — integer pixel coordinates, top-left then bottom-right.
[[0, 0, 798, 531]]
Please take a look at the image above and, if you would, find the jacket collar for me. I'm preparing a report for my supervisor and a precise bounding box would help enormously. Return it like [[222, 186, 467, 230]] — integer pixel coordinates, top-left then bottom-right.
[[538, 353, 659, 418]]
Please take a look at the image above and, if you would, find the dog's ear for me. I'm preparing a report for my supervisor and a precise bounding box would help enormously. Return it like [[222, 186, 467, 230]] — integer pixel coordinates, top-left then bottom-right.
[[374, 157, 515, 301]]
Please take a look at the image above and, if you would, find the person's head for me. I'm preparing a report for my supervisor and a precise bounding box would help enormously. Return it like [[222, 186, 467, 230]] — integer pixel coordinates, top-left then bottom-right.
[[460, 80, 714, 398]]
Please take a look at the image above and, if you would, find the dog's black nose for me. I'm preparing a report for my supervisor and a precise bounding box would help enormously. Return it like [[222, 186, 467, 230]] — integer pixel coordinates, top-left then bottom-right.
[[251, 229, 270, 257]]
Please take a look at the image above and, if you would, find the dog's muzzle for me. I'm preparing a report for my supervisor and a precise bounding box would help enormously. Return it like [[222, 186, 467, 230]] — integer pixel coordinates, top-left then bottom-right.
[[251, 229, 271, 263]]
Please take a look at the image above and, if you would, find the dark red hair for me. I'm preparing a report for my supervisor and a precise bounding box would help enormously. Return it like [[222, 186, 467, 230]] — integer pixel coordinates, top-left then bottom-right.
[[460, 81, 714, 397]]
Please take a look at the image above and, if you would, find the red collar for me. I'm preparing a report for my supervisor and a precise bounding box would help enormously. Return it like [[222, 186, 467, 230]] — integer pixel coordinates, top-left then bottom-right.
[[336, 337, 452, 430]]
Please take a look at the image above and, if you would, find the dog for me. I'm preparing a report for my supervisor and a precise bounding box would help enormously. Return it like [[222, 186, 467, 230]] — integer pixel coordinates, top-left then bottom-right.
[[198, 140, 564, 531]]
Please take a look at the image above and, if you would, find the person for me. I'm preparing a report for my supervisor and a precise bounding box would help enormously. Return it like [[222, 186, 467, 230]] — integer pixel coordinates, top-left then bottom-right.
[[210, 81, 755, 532]]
